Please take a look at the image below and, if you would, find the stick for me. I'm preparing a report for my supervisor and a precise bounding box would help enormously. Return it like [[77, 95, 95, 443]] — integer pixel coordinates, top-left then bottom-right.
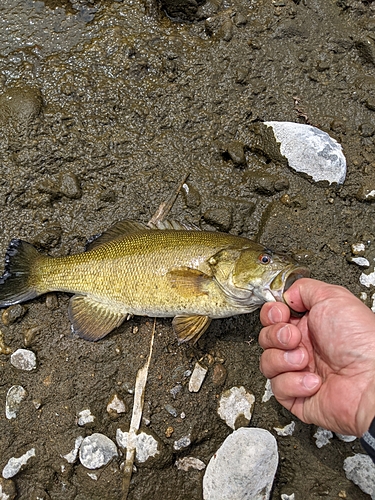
[[148, 172, 190, 226], [122, 319, 156, 499]]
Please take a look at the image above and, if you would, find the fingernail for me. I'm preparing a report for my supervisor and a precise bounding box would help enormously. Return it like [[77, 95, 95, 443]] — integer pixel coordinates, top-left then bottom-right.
[[268, 305, 282, 323], [284, 348, 304, 365], [303, 373, 320, 390], [277, 325, 291, 346]]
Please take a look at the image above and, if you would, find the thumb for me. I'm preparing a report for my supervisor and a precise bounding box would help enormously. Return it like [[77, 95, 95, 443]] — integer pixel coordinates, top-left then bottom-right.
[[283, 278, 339, 313]]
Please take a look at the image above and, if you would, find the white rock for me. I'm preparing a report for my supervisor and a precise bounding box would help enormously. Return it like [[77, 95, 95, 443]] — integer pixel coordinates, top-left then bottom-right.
[[106, 394, 126, 414], [262, 379, 274, 402], [62, 436, 84, 463], [5, 386, 27, 419], [173, 435, 191, 451], [175, 456, 206, 471], [351, 257, 370, 267], [77, 409, 95, 426], [274, 421, 295, 437], [116, 430, 159, 463], [264, 121, 346, 184], [335, 433, 356, 443], [79, 433, 118, 469], [203, 428, 278, 500], [313, 427, 333, 448], [189, 363, 208, 392], [218, 386, 255, 430], [352, 243, 366, 254], [360, 269, 375, 288], [87, 473, 98, 480], [2, 448, 35, 479], [281, 495, 295, 500], [343, 453, 375, 498], [10, 349, 36, 371]]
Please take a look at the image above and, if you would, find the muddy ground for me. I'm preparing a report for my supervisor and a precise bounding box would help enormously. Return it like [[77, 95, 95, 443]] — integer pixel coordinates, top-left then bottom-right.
[[1, 0, 375, 498]]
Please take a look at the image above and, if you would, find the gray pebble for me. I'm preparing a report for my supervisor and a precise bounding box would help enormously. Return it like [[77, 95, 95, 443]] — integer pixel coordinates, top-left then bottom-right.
[[79, 433, 118, 469], [173, 435, 191, 451], [2, 448, 36, 479], [164, 404, 178, 417], [10, 349, 37, 371], [227, 141, 246, 166], [6, 386, 27, 419], [58, 172, 82, 199]]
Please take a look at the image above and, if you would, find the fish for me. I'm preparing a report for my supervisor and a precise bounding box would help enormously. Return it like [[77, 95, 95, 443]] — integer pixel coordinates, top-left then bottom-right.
[[0, 219, 309, 343]]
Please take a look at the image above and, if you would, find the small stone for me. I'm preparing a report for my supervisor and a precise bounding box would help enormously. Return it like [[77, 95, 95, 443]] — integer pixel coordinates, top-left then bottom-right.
[[173, 435, 191, 451], [79, 434, 118, 469], [175, 456, 206, 471], [77, 409, 95, 426], [2, 448, 36, 479], [106, 394, 126, 417], [274, 421, 295, 436], [360, 269, 375, 288], [335, 433, 356, 443], [170, 384, 183, 399], [274, 178, 289, 191], [263, 122, 347, 184], [165, 426, 174, 438], [0, 330, 11, 355], [2, 305, 26, 326], [359, 122, 375, 138], [45, 294, 58, 310], [23, 327, 40, 347], [313, 427, 333, 448], [189, 363, 208, 393], [347, 256, 370, 268], [218, 386, 255, 430], [164, 404, 178, 417], [281, 495, 295, 500], [10, 349, 36, 371], [181, 182, 201, 208], [116, 430, 159, 463], [58, 172, 82, 199], [62, 436, 84, 463], [0, 477, 16, 500], [351, 243, 366, 255], [262, 379, 274, 402], [203, 428, 278, 500], [6, 386, 27, 419], [227, 141, 246, 167], [366, 98, 375, 111], [212, 364, 227, 387], [343, 453, 375, 497]]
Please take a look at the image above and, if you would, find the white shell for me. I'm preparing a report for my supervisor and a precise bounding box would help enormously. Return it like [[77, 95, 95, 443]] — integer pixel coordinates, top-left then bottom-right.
[[264, 121, 347, 184]]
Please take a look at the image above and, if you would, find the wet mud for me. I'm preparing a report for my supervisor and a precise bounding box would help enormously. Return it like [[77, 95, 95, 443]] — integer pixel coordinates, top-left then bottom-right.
[[0, 0, 375, 498]]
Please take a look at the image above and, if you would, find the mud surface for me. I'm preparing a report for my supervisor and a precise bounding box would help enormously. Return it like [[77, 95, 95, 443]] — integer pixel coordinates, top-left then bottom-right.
[[1, 0, 375, 498]]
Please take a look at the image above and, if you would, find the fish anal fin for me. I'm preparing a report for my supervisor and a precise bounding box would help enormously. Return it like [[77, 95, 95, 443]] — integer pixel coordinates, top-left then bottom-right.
[[68, 295, 127, 341], [173, 315, 212, 344], [167, 268, 211, 298], [85, 220, 149, 251]]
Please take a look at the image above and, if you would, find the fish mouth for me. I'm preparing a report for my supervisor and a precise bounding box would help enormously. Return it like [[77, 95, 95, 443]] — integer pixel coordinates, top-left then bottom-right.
[[270, 266, 310, 302]]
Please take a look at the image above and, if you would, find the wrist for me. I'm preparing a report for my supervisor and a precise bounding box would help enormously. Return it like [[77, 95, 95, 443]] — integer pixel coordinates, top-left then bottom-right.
[[356, 379, 375, 437]]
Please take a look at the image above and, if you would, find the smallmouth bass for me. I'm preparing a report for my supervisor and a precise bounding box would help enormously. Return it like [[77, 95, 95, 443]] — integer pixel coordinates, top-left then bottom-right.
[[0, 219, 309, 343]]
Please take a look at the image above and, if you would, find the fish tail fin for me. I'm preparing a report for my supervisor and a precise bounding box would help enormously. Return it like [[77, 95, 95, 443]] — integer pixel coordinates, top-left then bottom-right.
[[0, 239, 46, 307]]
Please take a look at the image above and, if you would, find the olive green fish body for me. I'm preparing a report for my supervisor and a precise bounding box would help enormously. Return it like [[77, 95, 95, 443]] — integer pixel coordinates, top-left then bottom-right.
[[0, 220, 309, 343]]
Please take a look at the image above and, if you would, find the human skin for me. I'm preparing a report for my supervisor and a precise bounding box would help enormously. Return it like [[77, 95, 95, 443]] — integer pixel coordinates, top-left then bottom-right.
[[258, 278, 375, 437]]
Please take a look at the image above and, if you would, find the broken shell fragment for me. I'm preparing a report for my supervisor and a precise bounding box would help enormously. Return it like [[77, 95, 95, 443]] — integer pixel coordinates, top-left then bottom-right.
[[188, 362, 208, 393], [263, 121, 347, 185]]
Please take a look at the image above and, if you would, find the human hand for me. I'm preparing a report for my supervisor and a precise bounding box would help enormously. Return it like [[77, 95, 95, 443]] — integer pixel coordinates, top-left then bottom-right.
[[259, 278, 375, 437]]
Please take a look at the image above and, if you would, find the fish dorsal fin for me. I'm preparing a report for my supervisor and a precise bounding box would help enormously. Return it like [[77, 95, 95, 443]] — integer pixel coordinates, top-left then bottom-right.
[[167, 268, 211, 297], [148, 219, 200, 231], [85, 220, 149, 251], [172, 315, 212, 344], [68, 295, 128, 341]]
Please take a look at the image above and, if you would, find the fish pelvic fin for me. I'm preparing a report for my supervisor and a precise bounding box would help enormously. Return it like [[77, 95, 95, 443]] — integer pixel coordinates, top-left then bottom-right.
[[0, 239, 44, 307], [173, 314, 212, 344], [68, 295, 127, 341]]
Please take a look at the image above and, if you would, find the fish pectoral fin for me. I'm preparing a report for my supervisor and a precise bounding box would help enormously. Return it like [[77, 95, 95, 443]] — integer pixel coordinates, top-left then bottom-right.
[[167, 268, 211, 298], [68, 295, 127, 341], [172, 315, 212, 344], [85, 220, 149, 251]]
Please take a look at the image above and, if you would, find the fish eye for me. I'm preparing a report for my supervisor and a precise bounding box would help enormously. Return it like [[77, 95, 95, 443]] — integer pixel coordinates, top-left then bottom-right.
[[259, 254, 272, 265]]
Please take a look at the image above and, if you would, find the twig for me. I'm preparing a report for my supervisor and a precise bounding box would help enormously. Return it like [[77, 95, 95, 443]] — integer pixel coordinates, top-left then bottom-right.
[[148, 172, 190, 226], [122, 319, 156, 499]]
